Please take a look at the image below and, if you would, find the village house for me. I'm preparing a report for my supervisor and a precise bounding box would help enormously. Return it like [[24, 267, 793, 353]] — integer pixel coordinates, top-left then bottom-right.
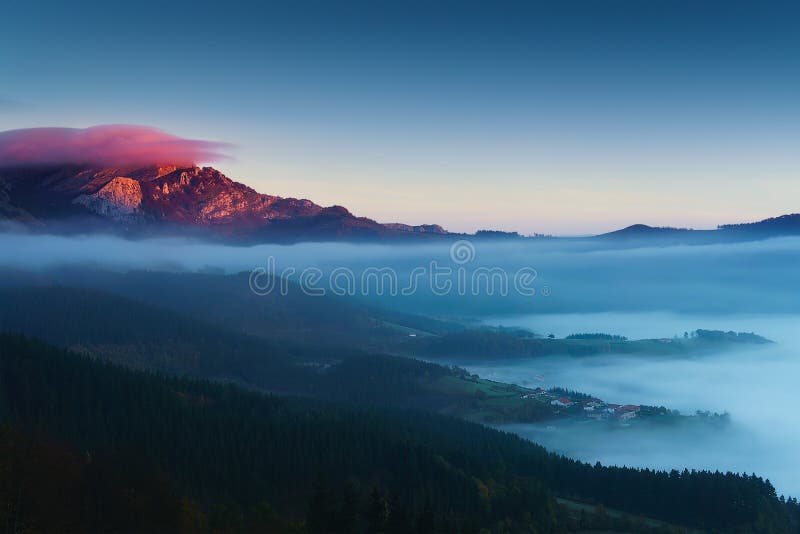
[[615, 405, 641, 421]]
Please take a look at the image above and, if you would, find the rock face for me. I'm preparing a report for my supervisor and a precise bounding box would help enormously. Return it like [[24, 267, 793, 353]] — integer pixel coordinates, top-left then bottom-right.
[[74, 177, 143, 219], [0, 164, 449, 241]]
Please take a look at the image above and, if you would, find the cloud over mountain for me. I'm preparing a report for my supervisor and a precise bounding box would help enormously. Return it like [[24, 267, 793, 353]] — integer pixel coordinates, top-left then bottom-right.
[[0, 125, 231, 167]]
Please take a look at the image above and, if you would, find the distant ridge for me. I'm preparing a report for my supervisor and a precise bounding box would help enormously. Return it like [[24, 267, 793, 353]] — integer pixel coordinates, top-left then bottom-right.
[[597, 214, 800, 243], [718, 213, 800, 234], [599, 224, 692, 237]]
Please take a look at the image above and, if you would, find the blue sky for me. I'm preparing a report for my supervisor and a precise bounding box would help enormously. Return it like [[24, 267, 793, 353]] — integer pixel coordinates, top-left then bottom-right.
[[1, 0, 799, 234]]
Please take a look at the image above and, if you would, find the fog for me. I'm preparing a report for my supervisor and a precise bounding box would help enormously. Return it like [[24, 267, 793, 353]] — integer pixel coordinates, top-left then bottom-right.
[[455, 314, 800, 497], [4, 231, 800, 316], [3, 230, 800, 495]]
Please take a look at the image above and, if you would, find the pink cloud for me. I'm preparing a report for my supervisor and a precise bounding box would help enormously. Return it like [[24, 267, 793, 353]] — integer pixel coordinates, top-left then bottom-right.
[[0, 125, 231, 167]]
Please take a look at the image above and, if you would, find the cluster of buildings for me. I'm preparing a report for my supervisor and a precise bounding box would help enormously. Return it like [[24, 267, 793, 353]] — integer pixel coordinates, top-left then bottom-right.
[[592, 403, 641, 421], [522, 387, 641, 422]]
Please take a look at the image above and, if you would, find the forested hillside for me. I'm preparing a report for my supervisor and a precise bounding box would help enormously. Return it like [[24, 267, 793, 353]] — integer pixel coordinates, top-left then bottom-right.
[[0, 268, 460, 350], [0, 335, 797, 533], [0, 286, 569, 422], [419, 327, 771, 359]]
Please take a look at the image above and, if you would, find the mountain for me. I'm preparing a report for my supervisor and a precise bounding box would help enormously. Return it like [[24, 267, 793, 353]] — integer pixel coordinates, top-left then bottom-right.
[[599, 224, 692, 237], [0, 164, 449, 241], [597, 215, 800, 244]]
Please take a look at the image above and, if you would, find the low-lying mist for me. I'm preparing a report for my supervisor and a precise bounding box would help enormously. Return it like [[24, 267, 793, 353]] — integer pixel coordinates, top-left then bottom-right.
[[4, 230, 800, 316], [458, 315, 800, 497]]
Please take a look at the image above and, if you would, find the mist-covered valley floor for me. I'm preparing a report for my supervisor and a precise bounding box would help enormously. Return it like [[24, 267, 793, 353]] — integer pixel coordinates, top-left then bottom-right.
[[458, 313, 800, 496], [3, 230, 800, 499]]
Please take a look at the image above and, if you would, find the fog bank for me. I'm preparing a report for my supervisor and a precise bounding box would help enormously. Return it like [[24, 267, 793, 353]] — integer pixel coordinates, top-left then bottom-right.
[[4, 231, 800, 316], [459, 313, 800, 497]]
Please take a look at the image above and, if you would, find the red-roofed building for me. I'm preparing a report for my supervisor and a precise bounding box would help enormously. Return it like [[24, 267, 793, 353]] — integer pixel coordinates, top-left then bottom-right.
[[551, 397, 573, 407]]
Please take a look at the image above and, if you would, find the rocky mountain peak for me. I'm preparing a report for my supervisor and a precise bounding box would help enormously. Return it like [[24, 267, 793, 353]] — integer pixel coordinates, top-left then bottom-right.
[[0, 164, 450, 242]]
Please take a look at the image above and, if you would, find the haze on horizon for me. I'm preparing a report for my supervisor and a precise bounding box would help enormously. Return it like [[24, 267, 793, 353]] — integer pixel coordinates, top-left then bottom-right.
[[2, 0, 800, 235]]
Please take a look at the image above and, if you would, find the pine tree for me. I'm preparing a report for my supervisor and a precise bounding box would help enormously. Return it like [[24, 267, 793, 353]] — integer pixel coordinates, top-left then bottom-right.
[[366, 487, 390, 533]]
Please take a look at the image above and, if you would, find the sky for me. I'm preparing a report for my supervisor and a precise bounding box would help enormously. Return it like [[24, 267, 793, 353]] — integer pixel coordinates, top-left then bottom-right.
[[1, 0, 799, 235]]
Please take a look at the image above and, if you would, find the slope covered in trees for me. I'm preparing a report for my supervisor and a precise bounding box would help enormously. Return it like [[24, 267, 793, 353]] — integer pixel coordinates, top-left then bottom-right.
[[0, 286, 576, 422], [0, 268, 460, 350], [0, 334, 797, 532]]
